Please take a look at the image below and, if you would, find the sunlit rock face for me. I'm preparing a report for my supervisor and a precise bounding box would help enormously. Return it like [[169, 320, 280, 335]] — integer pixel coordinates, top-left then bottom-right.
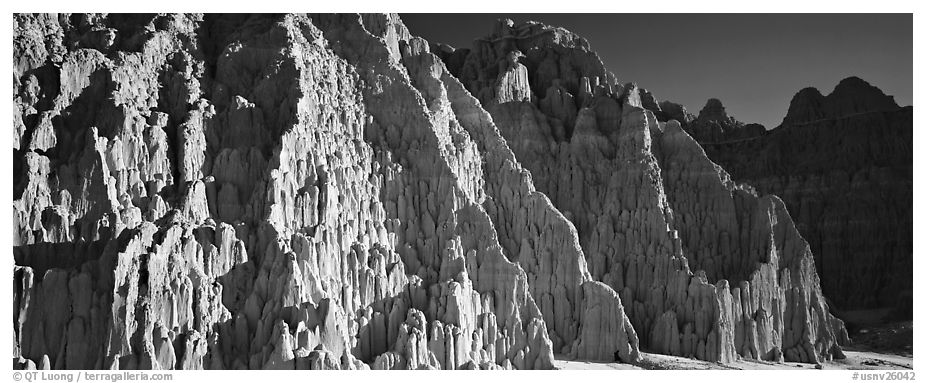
[[13, 13, 861, 371], [12, 13, 644, 370], [436, 18, 847, 364], [691, 78, 912, 316]]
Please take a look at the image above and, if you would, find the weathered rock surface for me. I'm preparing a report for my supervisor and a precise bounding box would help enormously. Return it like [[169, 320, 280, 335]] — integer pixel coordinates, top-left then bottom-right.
[[438, 19, 847, 364], [691, 78, 912, 316], [12, 13, 641, 370], [13, 14, 864, 371]]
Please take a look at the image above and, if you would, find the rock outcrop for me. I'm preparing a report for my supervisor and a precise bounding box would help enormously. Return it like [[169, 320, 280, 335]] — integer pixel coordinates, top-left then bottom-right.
[[12, 14, 859, 371], [682, 98, 766, 143], [693, 78, 912, 316], [438, 19, 847, 364], [784, 77, 901, 126], [13, 13, 642, 370]]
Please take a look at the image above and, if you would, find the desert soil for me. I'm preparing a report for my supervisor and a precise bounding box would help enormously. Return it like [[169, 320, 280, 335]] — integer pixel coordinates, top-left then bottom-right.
[[554, 350, 912, 370]]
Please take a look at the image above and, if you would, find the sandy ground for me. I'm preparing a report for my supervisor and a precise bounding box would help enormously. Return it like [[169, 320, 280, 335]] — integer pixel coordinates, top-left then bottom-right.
[[557, 316, 914, 370], [554, 350, 913, 370]]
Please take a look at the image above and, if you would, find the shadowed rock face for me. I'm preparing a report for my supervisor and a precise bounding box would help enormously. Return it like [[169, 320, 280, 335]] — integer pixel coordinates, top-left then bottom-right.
[[698, 98, 729, 123], [785, 77, 901, 126], [682, 98, 765, 143], [437, 18, 847, 364], [12, 13, 642, 370], [694, 78, 912, 316]]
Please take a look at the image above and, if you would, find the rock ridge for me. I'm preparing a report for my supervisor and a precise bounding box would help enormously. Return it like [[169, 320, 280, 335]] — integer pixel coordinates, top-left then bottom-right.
[[13, 13, 638, 370], [12, 13, 864, 371], [689, 78, 912, 315], [438, 18, 848, 364]]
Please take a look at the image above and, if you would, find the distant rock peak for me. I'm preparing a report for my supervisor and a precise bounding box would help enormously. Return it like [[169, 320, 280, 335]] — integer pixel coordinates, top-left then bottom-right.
[[783, 77, 900, 126], [833, 76, 885, 94], [683, 98, 765, 143], [782, 87, 825, 126], [697, 98, 731, 123]]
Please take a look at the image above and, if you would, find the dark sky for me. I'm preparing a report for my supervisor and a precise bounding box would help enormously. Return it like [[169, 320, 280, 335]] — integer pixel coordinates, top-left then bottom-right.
[[400, 14, 912, 128]]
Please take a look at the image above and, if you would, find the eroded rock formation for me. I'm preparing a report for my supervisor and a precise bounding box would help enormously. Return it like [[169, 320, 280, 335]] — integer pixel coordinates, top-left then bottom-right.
[[12, 13, 855, 371], [691, 78, 913, 316], [13, 13, 643, 370], [682, 98, 765, 143], [437, 18, 847, 364]]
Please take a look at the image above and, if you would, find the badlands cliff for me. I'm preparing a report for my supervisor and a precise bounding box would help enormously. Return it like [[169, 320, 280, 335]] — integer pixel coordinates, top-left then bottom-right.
[[436, 18, 848, 364], [685, 77, 912, 316], [13, 14, 849, 370]]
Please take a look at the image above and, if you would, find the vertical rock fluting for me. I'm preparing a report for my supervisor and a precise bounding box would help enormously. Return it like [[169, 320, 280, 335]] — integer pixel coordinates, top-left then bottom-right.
[[12, 13, 640, 370], [690, 78, 912, 316], [438, 19, 847, 363], [12, 13, 860, 370], [310, 12, 637, 364]]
